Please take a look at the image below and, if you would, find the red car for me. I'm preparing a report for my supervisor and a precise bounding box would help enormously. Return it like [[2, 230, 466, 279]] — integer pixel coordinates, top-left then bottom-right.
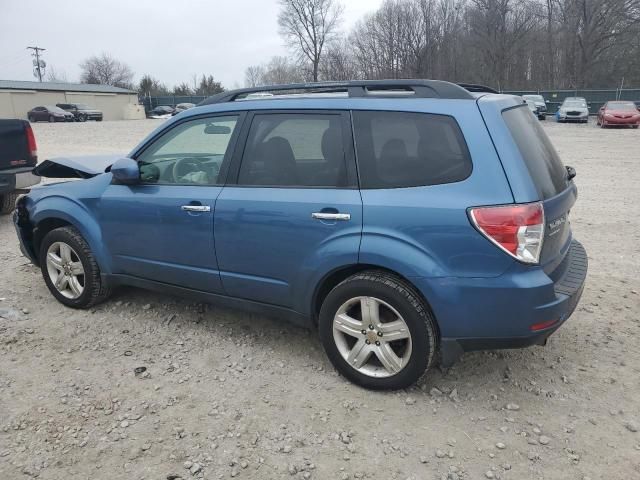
[[597, 101, 640, 128]]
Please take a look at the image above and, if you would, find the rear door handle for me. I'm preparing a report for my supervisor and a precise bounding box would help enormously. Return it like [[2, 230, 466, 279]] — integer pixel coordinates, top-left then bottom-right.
[[312, 212, 350, 221], [181, 205, 211, 212]]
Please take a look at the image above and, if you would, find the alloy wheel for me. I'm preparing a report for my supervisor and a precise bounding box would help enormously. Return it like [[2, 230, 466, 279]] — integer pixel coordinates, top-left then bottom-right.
[[45, 241, 85, 299], [332, 296, 412, 378]]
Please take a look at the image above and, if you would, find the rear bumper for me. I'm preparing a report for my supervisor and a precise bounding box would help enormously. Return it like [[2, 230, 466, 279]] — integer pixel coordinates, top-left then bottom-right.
[[416, 240, 588, 366], [0, 166, 39, 194]]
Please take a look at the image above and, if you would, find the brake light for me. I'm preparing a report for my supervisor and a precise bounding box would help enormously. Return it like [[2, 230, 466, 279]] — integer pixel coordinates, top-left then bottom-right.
[[469, 202, 544, 264], [25, 123, 38, 161]]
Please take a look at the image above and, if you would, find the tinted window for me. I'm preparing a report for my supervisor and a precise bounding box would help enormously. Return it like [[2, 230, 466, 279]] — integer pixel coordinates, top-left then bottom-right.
[[352, 111, 472, 189], [502, 105, 567, 199], [137, 115, 238, 185], [238, 113, 348, 187]]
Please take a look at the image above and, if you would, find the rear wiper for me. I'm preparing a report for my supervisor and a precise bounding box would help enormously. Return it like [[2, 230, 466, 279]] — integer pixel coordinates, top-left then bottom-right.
[[566, 165, 576, 181]]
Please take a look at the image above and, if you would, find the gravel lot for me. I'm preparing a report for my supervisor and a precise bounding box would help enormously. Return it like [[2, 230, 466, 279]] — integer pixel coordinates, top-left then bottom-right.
[[1, 119, 639, 480]]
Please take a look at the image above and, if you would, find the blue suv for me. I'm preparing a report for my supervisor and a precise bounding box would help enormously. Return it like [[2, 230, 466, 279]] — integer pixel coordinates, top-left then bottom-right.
[[14, 80, 587, 390]]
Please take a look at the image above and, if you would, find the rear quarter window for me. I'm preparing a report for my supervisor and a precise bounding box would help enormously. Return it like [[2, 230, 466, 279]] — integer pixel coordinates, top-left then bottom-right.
[[502, 106, 568, 199], [352, 111, 472, 189]]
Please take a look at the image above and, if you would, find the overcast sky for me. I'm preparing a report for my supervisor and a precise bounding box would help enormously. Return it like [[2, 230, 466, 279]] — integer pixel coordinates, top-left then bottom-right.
[[0, 0, 383, 88]]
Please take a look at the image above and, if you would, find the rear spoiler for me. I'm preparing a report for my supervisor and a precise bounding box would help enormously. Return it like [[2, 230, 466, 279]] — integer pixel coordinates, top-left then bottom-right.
[[458, 83, 500, 94]]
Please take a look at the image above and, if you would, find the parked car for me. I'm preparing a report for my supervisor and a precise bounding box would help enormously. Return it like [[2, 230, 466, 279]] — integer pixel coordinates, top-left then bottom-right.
[[522, 94, 547, 120], [596, 101, 640, 128], [172, 103, 196, 116], [524, 99, 540, 118], [14, 80, 587, 390], [56, 103, 103, 122], [556, 97, 589, 123], [0, 119, 39, 214], [147, 105, 175, 119], [27, 106, 75, 123]]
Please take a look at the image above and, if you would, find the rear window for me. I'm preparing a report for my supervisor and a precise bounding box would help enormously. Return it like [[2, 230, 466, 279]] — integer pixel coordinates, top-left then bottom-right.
[[502, 105, 567, 199], [352, 111, 472, 189]]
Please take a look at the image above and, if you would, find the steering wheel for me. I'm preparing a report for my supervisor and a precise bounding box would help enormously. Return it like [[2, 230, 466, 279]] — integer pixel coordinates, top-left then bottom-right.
[[172, 157, 204, 183]]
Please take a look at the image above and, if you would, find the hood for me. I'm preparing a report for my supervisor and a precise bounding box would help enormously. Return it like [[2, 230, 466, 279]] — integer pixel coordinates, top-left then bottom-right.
[[32, 154, 124, 179]]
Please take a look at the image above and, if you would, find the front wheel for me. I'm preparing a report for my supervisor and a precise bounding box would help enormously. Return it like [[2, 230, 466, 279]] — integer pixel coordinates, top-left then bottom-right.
[[319, 271, 438, 390], [39, 226, 111, 308], [78, 114, 86, 122], [48, 115, 55, 123]]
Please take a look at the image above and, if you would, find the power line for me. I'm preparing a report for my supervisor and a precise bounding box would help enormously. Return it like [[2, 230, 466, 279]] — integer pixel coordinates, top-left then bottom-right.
[[27, 46, 46, 82]]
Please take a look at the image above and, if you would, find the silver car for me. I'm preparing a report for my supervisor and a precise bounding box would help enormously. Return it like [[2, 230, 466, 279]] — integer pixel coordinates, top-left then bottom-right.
[[557, 97, 589, 124]]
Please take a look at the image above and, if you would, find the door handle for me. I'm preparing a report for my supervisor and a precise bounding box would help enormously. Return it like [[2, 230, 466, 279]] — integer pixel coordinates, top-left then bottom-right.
[[181, 205, 211, 212], [312, 212, 350, 221]]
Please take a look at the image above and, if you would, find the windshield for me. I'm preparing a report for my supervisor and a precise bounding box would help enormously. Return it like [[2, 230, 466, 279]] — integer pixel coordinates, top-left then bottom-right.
[[607, 102, 637, 111], [563, 100, 586, 108], [74, 104, 91, 109], [523, 95, 544, 103], [46, 106, 66, 113]]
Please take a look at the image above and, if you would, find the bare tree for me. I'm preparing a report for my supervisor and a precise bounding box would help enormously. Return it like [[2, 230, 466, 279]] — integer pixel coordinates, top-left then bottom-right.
[[247, 0, 640, 89], [46, 66, 68, 83], [80, 53, 134, 88], [138, 74, 169, 96], [278, 0, 344, 81], [245, 65, 265, 87]]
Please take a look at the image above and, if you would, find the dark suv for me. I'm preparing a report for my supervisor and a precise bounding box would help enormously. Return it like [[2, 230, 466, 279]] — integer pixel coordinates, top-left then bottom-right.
[[15, 80, 587, 390], [56, 103, 103, 122]]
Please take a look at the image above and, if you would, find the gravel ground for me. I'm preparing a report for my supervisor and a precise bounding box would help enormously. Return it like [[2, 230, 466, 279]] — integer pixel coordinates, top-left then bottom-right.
[[1, 119, 639, 480]]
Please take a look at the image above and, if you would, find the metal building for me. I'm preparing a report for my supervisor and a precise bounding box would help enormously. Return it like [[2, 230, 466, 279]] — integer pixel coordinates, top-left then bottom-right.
[[0, 80, 144, 120]]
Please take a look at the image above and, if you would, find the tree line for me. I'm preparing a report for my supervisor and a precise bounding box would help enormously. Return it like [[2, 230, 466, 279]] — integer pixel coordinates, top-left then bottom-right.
[[247, 0, 640, 90], [69, 53, 225, 96]]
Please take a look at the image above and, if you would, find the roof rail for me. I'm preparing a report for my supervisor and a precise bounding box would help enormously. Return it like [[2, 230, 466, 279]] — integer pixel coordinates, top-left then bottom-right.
[[457, 83, 500, 94], [198, 79, 475, 105]]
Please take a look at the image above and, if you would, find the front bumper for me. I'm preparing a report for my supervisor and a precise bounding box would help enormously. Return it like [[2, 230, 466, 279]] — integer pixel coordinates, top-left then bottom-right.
[[601, 116, 640, 125], [0, 166, 40, 194], [13, 203, 37, 264], [418, 240, 588, 366]]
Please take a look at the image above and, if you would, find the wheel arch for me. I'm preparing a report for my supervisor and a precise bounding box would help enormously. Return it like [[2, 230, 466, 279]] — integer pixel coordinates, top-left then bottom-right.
[[311, 264, 440, 337], [30, 199, 111, 273]]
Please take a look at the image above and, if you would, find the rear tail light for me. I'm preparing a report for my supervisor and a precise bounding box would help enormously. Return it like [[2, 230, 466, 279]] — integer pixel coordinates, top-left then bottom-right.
[[25, 123, 38, 161], [469, 202, 544, 264]]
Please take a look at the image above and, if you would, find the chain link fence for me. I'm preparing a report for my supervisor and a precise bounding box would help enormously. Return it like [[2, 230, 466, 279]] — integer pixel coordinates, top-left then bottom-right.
[[142, 88, 640, 115]]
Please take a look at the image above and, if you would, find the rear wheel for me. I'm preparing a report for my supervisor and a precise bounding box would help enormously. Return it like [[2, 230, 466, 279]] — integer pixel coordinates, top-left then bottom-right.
[[28, 115, 35, 123], [0, 192, 18, 214], [319, 271, 437, 390], [48, 115, 55, 123], [632, 125, 638, 129], [78, 114, 86, 122], [39, 226, 111, 308]]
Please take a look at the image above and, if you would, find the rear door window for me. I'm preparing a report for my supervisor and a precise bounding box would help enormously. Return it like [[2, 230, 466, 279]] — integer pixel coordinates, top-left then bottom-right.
[[237, 113, 350, 187], [502, 105, 568, 199], [352, 111, 472, 189]]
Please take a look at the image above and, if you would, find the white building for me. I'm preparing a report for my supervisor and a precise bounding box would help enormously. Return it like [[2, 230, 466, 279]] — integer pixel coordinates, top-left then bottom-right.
[[0, 80, 144, 120]]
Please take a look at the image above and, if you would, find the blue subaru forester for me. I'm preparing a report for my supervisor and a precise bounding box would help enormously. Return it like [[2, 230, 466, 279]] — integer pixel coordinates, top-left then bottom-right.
[[14, 80, 587, 389]]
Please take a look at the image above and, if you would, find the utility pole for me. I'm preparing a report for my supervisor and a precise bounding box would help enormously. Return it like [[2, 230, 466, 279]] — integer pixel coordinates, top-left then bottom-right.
[[27, 46, 46, 82]]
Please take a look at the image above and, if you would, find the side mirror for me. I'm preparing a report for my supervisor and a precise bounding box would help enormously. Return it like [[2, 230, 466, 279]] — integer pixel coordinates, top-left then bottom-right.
[[111, 157, 140, 185]]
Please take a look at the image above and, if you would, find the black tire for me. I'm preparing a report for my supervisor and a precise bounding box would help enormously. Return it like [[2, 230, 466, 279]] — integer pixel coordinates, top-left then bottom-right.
[[28, 115, 35, 123], [96, 118, 103, 122], [632, 125, 639, 129], [48, 115, 55, 123], [39, 226, 111, 308], [78, 114, 86, 122], [319, 270, 438, 390], [0, 192, 18, 214]]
